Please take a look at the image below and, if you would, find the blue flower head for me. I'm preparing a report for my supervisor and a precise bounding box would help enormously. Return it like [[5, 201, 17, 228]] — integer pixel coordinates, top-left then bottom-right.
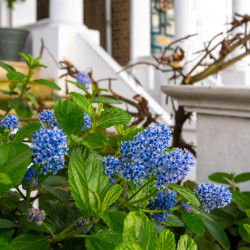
[[194, 183, 232, 212], [82, 112, 91, 130], [24, 167, 39, 190], [147, 190, 176, 222], [103, 124, 195, 188], [26, 207, 45, 226], [0, 115, 20, 131], [38, 109, 58, 127], [76, 72, 91, 88], [31, 126, 68, 175], [181, 202, 192, 213], [74, 218, 92, 234]]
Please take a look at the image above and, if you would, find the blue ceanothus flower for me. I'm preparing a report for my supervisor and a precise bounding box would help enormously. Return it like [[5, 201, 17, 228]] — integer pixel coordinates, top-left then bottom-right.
[[76, 72, 91, 89], [147, 190, 176, 222], [194, 183, 232, 212], [38, 109, 58, 127], [74, 218, 92, 234], [31, 125, 68, 175], [82, 112, 91, 130], [102, 124, 195, 187], [181, 202, 192, 213], [0, 115, 20, 130], [26, 207, 45, 226]]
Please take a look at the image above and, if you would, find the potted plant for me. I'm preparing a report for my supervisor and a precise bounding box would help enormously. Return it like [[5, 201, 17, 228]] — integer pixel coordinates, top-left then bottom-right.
[[0, 0, 29, 61]]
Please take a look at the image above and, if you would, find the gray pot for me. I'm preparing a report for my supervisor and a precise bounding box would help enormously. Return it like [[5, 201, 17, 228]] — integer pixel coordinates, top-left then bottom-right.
[[0, 28, 29, 61]]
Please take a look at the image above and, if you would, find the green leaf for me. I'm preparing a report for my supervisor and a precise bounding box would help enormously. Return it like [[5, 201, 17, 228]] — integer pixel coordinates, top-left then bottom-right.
[[6, 71, 26, 81], [41, 176, 68, 187], [10, 232, 48, 250], [83, 133, 109, 149], [123, 211, 157, 250], [68, 146, 110, 217], [244, 224, 250, 236], [0, 100, 10, 112], [0, 143, 33, 198], [0, 228, 14, 242], [54, 100, 85, 136], [177, 235, 197, 250], [182, 211, 205, 236], [12, 122, 41, 143], [66, 80, 91, 97], [239, 219, 250, 242], [92, 96, 122, 105], [101, 211, 126, 233], [208, 172, 232, 185], [97, 108, 131, 128], [231, 191, 250, 209], [25, 92, 38, 108], [235, 172, 250, 183], [156, 229, 175, 250], [34, 79, 61, 90], [0, 219, 16, 229], [0, 61, 16, 72], [86, 228, 122, 250], [169, 184, 200, 206], [102, 184, 123, 211], [40, 183, 70, 202], [163, 214, 184, 227], [9, 98, 33, 119], [0, 237, 13, 250], [192, 207, 230, 250], [194, 235, 221, 250], [115, 242, 142, 250], [70, 92, 94, 119]]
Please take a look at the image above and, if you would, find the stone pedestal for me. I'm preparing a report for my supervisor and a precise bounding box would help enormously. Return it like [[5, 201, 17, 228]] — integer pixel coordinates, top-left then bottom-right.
[[162, 85, 250, 190]]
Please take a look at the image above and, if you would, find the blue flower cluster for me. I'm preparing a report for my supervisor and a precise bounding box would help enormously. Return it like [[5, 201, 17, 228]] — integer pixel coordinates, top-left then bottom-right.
[[0, 115, 20, 131], [82, 112, 91, 130], [147, 190, 176, 222], [181, 202, 192, 213], [194, 183, 232, 212], [24, 167, 39, 190], [103, 125, 195, 188], [38, 109, 58, 127], [74, 218, 92, 234], [76, 72, 91, 88], [31, 126, 68, 174], [26, 207, 45, 226]]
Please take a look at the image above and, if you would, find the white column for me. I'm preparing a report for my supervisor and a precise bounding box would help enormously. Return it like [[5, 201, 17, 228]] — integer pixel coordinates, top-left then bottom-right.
[[174, 0, 197, 40], [49, 0, 83, 24], [130, 0, 151, 62], [233, 0, 250, 15]]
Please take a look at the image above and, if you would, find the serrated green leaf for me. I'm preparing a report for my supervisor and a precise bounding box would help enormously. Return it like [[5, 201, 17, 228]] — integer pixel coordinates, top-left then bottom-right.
[[244, 224, 250, 236], [177, 235, 197, 250], [84, 133, 109, 149], [68, 146, 110, 217], [0, 143, 33, 198], [0, 219, 16, 229], [25, 92, 38, 108], [10, 232, 48, 250], [235, 172, 250, 183], [115, 242, 142, 250], [123, 211, 157, 250], [0, 61, 16, 72], [97, 108, 131, 128], [102, 184, 123, 211], [6, 71, 26, 81], [12, 122, 41, 143], [169, 184, 200, 206], [156, 229, 175, 250], [239, 219, 250, 242], [54, 100, 85, 136], [163, 214, 184, 227], [208, 172, 231, 185], [192, 207, 230, 250], [86, 228, 122, 250], [34, 79, 61, 90], [231, 191, 250, 209], [70, 92, 94, 119], [9, 98, 33, 119], [92, 96, 122, 105], [181, 211, 204, 236], [101, 211, 126, 233]]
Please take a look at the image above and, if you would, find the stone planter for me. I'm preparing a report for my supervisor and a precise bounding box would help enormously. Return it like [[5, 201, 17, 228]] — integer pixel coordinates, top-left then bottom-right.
[[162, 85, 250, 190]]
